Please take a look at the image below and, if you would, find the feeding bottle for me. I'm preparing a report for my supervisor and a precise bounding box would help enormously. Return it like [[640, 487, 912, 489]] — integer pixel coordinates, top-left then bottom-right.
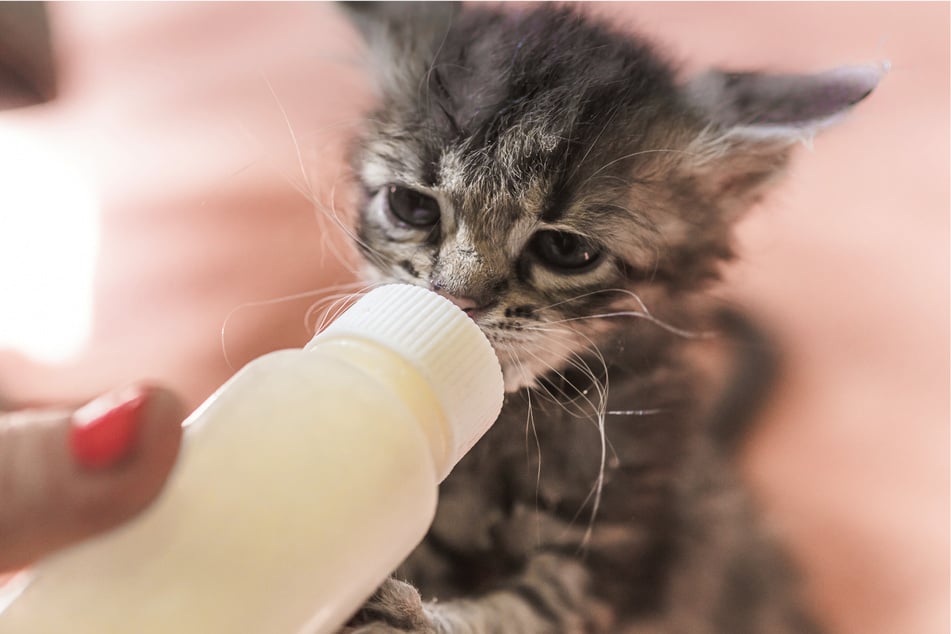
[[0, 284, 504, 633]]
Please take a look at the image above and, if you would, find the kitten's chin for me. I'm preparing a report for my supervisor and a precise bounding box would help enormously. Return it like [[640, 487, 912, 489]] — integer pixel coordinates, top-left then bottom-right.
[[500, 360, 538, 393]]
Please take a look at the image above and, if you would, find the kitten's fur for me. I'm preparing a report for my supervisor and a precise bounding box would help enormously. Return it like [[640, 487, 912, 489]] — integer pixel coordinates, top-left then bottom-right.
[[336, 4, 878, 633]]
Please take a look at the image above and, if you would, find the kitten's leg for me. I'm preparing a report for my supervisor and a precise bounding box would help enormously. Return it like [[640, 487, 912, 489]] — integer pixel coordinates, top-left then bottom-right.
[[345, 552, 613, 634], [656, 442, 827, 634]]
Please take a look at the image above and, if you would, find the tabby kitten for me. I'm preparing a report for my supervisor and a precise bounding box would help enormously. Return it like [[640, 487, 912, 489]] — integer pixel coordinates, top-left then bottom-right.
[[336, 4, 878, 633]]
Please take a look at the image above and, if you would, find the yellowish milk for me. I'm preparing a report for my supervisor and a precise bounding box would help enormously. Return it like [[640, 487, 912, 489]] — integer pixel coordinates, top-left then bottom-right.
[[0, 285, 503, 634]]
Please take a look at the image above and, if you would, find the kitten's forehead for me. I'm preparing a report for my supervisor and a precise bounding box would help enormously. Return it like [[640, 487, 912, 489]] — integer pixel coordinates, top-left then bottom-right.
[[437, 140, 553, 225]]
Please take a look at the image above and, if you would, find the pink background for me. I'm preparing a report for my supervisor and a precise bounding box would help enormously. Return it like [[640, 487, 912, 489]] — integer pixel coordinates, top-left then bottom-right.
[[0, 3, 946, 633]]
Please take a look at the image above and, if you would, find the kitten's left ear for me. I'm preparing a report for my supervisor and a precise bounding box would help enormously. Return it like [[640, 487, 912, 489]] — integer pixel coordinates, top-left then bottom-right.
[[682, 64, 885, 212], [339, 2, 460, 98]]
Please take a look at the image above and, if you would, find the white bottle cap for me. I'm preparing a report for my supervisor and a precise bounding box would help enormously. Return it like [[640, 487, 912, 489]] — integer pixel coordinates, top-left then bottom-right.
[[306, 284, 504, 479]]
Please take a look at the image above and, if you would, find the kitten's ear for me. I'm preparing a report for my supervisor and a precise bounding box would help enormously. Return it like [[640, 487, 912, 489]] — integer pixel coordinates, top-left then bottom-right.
[[682, 65, 884, 212], [339, 2, 459, 97]]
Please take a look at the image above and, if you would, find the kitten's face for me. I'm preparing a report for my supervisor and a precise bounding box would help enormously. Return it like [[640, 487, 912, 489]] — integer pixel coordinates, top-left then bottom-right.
[[354, 117, 692, 391], [356, 166, 651, 392], [345, 5, 878, 391]]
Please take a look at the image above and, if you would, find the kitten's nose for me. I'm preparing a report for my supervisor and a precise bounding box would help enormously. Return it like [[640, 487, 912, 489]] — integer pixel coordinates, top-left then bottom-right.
[[437, 291, 479, 313]]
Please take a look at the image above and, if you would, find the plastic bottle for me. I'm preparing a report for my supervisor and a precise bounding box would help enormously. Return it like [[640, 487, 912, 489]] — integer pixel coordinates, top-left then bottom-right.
[[0, 284, 504, 634]]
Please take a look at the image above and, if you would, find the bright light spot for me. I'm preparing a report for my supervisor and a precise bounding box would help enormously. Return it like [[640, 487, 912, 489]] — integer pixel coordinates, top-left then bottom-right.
[[0, 123, 100, 363]]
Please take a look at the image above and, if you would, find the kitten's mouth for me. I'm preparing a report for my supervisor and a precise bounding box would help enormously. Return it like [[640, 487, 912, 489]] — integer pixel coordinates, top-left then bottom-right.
[[436, 291, 479, 313], [462, 306, 487, 321], [432, 290, 494, 321]]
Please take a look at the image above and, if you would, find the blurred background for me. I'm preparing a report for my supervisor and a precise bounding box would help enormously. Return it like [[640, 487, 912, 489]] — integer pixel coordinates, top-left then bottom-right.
[[0, 3, 946, 633]]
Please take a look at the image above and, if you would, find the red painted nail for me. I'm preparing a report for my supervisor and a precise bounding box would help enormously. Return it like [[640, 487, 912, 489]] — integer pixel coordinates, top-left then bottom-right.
[[69, 387, 151, 470]]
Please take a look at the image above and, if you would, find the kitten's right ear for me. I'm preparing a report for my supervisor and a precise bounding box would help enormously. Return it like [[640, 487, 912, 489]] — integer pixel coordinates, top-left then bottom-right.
[[682, 64, 884, 214], [339, 2, 459, 97], [685, 65, 883, 141]]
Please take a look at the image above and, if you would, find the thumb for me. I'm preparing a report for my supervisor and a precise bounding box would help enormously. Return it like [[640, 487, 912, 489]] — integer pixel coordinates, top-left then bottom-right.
[[0, 385, 184, 571]]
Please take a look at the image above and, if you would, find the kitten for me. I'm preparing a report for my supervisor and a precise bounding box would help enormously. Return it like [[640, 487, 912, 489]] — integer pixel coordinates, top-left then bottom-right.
[[335, 4, 878, 633]]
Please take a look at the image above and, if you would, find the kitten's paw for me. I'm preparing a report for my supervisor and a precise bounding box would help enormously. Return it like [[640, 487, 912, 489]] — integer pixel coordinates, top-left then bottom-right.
[[344, 577, 436, 633]]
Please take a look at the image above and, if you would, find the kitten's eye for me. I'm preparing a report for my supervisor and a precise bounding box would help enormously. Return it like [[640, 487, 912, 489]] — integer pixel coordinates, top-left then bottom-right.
[[530, 230, 603, 272], [385, 185, 441, 228]]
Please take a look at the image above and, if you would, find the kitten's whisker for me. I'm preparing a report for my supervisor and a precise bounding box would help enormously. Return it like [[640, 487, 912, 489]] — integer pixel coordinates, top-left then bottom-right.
[[569, 104, 620, 180], [239, 75, 376, 282], [499, 338, 582, 413], [532, 287, 638, 312], [545, 343, 607, 414], [519, 325, 612, 549], [303, 290, 362, 333], [261, 73, 315, 203], [310, 284, 381, 334], [219, 283, 371, 371], [505, 326, 605, 412], [512, 344, 580, 412], [304, 281, 384, 334], [314, 291, 363, 334], [310, 296, 350, 335], [500, 345, 546, 547], [521, 347, 603, 434], [311, 173, 367, 280], [567, 339, 609, 550], [418, 29, 452, 105], [525, 384, 544, 546], [252, 95, 386, 276], [529, 353, 599, 419], [258, 74, 366, 273], [315, 300, 352, 334], [229, 120, 321, 213], [539, 306, 712, 340], [322, 179, 393, 274], [586, 147, 701, 182], [500, 347, 545, 519]]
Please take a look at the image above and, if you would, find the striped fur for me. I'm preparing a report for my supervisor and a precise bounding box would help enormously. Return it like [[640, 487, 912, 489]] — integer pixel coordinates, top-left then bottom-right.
[[337, 3, 877, 632]]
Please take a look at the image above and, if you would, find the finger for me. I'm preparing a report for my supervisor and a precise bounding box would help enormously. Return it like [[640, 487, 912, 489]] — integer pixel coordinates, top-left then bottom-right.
[[0, 384, 184, 571]]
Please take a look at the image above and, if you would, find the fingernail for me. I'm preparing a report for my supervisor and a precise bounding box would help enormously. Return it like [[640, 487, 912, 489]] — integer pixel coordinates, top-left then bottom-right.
[[69, 386, 151, 470]]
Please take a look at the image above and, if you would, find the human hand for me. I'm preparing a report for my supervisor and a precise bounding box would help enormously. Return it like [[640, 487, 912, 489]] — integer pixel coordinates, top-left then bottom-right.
[[0, 385, 184, 572]]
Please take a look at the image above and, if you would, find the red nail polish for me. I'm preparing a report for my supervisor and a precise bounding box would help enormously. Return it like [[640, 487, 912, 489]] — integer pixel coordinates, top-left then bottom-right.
[[69, 387, 151, 470]]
